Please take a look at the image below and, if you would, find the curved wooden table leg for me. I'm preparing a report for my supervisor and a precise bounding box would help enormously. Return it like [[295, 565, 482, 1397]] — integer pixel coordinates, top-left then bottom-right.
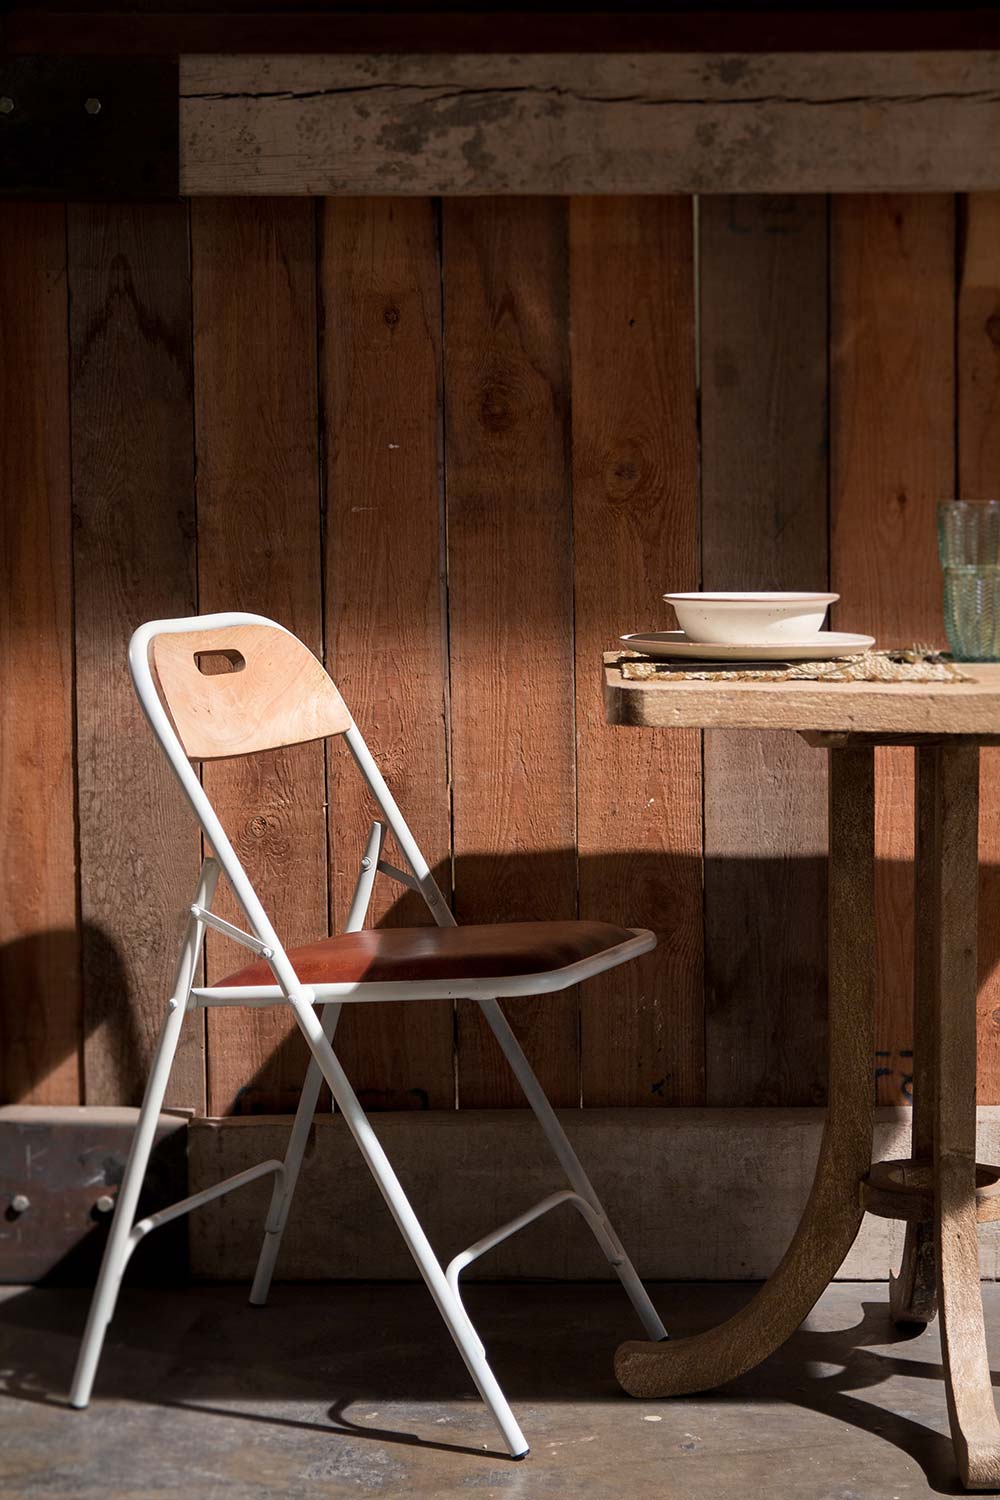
[[927, 743, 1000, 1491], [616, 746, 876, 1397], [891, 746, 940, 1326]]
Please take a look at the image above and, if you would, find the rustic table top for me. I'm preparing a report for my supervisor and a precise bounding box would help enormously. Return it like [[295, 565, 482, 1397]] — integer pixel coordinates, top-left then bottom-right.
[[603, 654, 1000, 736]]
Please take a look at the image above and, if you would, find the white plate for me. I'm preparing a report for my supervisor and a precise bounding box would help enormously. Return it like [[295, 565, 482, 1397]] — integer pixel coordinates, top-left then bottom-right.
[[620, 631, 875, 663]]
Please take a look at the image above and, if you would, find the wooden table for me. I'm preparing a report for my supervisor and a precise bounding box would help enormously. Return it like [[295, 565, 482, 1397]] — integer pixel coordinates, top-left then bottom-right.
[[604, 655, 1000, 1492]]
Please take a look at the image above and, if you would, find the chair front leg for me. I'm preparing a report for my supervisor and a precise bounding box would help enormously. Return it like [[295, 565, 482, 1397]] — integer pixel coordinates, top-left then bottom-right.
[[286, 991, 530, 1459]]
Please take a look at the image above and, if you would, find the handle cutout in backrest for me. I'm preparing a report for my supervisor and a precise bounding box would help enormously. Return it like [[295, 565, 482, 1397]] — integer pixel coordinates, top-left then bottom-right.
[[151, 623, 351, 761], [195, 649, 247, 675]]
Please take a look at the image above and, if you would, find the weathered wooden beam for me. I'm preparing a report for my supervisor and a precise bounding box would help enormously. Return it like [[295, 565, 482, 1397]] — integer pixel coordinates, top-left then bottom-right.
[[180, 51, 1000, 196]]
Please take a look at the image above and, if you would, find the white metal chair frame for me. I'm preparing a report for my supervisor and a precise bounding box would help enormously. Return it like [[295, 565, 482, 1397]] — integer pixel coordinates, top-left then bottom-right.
[[70, 612, 667, 1458]]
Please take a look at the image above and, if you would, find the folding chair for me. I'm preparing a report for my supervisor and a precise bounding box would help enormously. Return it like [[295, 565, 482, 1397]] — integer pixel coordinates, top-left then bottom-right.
[[70, 611, 667, 1457]]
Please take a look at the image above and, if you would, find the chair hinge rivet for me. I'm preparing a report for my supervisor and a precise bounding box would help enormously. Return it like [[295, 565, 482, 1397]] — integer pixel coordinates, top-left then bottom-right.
[[10, 1193, 29, 1214]]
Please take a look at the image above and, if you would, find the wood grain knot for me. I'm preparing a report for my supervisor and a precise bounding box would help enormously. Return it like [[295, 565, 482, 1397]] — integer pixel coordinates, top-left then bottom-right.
[[605, 445, 645, 502], [479, 382, 515, 434]]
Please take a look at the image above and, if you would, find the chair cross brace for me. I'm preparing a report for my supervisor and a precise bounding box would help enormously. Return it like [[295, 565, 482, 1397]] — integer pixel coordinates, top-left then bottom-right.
[[190, 904, 273, 957], [120, 1160, 285, 1273], [444, 1189, 637, 1357], [375, 857, 420, 890]]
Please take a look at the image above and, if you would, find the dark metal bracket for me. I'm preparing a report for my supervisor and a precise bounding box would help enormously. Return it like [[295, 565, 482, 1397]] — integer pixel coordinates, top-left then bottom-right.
[[0, 1107, 188, 1285], [0, 55, 178, 198]]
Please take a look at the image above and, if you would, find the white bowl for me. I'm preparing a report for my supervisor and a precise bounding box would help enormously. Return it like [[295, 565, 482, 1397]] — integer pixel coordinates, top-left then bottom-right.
[[663, 591, 839, 645]]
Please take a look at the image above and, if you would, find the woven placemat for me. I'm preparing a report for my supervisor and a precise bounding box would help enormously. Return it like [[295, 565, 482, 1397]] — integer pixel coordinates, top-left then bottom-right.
[[617, 647, 973, 684]]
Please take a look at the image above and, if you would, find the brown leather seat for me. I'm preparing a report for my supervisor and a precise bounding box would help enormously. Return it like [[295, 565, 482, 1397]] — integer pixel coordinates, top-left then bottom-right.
[[217, 919, 640, 989]]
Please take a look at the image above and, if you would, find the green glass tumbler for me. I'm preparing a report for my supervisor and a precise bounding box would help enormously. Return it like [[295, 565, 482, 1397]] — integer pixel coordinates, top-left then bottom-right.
[[938, 500, 1000, 661]]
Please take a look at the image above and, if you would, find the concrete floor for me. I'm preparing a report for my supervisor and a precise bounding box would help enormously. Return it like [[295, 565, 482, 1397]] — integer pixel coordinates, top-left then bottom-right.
[[0, 1280, 994, 1499]]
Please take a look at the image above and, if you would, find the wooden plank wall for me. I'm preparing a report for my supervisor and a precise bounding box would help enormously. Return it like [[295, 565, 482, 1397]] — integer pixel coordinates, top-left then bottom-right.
[[0, 205, 78, 1104], [1, 190, 997, 1115], [831, 196, 956, 1105], [191, 199, 327, 1116], [323, 198, 454, 1110], [444, 199, 580, 1107], [570, 197, 703, 1106], [69, 204, 203, 1110], [700, 195, 829, 1107]]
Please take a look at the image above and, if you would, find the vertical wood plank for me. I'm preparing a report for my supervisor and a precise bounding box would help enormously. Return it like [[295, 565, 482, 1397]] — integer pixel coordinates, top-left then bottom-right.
[[831, 193, 955, 1105], [958, 192, 1000, 1104], [0, 202, 79, 1104], [322, 198, 453, 1109], [69, 203, 203, 1109], [571, 196, 704, 1106], [700, 194, 830, 1106], [191, 199, 326, 1115], [443, 199, 578, 1107]]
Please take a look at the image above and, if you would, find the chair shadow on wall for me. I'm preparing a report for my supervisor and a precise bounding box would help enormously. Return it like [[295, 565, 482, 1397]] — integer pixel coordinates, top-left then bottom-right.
[[0, 924, 141, 1105], [224, 845, 826, 1114], [223, 849, 1000, 1116]]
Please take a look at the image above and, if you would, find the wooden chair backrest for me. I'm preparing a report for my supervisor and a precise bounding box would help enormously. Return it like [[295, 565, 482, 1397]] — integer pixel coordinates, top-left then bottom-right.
[[150, 622, 351, 761]]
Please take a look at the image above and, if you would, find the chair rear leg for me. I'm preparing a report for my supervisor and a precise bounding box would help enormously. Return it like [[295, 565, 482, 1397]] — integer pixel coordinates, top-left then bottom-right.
[[69, 994, 187, 1408], [288, 993, 530, 1459], [250, 1001, 342, 1306], [70, 867, 217, 1409], [251, 822, 383, 1303], [478, 996, 667, 1343]]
